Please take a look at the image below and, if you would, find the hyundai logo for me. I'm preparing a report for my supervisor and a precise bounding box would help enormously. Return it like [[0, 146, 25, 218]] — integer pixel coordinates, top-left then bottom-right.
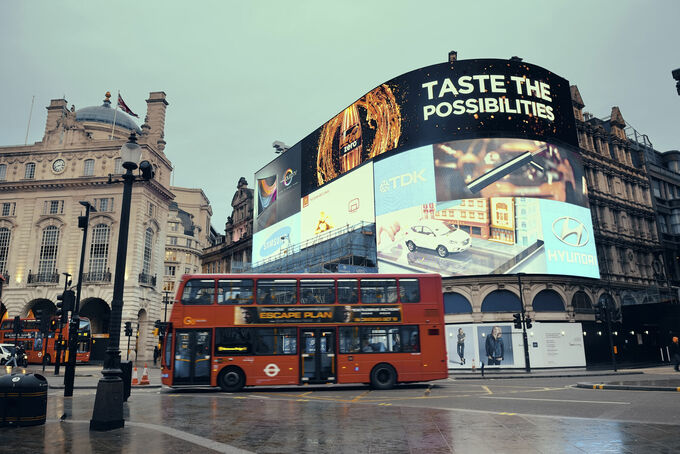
[[552, 216, 589, 247]]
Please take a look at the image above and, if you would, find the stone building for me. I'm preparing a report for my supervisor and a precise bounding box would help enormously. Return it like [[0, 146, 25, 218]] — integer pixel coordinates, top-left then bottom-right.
[[162, 187, 213, 301], [0, 92, 173, 362], [201, 177, 253, 274]]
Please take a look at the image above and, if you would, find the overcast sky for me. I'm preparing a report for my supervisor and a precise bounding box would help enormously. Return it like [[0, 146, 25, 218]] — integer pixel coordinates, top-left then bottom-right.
[[1, 1, 678, 228]]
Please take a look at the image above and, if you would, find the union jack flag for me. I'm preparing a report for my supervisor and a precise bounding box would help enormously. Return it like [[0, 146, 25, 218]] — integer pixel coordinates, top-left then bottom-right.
[[117, 94, 138, 118]]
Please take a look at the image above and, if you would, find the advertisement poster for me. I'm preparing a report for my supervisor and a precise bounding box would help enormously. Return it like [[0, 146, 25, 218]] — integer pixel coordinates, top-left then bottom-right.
[[301, 58, 578, 196], [445, 323, 586, 369], [300, 163, 374, 245], [254, 144, 301, 233], [251, 213, 300, 265], [234, 305, 401, 325]]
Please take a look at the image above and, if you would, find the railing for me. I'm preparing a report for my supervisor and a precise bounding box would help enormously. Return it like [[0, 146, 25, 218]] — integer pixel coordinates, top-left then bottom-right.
[[27, 270, 60, 284], [82, 270, 112, 283], [138, 272, 156, 287]]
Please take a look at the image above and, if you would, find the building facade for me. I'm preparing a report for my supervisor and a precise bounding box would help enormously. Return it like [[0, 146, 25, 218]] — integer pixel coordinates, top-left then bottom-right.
[[201, 177, 253, 274], [162, 187, 213, 301], [0, 92, 173, 362]]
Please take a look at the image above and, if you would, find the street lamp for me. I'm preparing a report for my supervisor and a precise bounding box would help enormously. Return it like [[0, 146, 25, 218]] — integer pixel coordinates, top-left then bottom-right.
[[516, 273, 531, 373], [91, 132, 153, 431], [64, 201, 96, 397]]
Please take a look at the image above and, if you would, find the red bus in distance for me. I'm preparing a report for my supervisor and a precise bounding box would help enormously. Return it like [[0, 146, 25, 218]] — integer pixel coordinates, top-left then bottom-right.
[[161, 273, 448, 391], [0, 317, 92, 364]]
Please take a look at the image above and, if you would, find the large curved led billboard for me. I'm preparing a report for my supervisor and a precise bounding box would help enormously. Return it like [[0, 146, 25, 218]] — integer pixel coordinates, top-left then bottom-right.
[[253, 58, 599, 279]]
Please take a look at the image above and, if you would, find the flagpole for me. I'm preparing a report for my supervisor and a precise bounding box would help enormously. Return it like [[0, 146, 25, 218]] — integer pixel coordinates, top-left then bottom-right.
[[24, 95, 35, 146], [110, 90, 119, 140]]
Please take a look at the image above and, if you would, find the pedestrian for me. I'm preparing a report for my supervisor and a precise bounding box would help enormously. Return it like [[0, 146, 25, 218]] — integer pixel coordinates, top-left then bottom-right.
[[670, 337, 680, 372], [153, 345, 160, 366]]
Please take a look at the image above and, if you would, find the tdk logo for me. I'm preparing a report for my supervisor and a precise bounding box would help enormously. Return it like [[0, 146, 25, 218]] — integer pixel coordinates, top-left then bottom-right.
[[379, 169, 426, 193], [552, 216, 589, 247]]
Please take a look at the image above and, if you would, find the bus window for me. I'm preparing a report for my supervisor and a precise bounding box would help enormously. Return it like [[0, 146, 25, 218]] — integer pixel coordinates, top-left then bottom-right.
[[181, 279, 216, 305], [256, 279, 297, 305], [164, 332, 173, 367], [399, 279, 420, 303], [337, 279, 358, 304], [215, 327, 297, 355], [401, 326, 420, 352], [300, 279, 335, 304], [360, 279, 397, 304], [338, 327, 360, 353], [217, 279, 254, 305]]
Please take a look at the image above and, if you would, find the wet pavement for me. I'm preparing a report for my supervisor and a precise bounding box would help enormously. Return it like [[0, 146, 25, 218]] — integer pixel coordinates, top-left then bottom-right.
[[2, 365, 680, 453]]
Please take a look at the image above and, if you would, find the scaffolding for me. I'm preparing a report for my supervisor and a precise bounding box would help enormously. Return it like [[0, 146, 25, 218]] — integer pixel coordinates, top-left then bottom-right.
[[250, 222, 377, 273]]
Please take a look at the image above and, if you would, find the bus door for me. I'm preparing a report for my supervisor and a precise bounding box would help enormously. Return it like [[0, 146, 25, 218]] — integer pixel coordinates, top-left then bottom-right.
[[300, 328, 336, 384], [173, 330, 212, 385]]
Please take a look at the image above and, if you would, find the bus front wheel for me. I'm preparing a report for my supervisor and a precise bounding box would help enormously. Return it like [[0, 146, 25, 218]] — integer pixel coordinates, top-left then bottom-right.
[[370, 363, 397, 390], [218, 367, 245, 392]]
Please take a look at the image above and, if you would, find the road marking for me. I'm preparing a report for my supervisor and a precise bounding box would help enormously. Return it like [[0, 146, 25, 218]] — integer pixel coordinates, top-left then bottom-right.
[[497, 412, 516, 415], [480, 396, 630, 405], [350, 390, 371, 402], [482, 385, 492, 395]]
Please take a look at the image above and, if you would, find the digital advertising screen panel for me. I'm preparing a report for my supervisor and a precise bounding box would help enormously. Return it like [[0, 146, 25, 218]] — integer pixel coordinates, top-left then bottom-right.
[[252, 57, 599, 280], [300, 162, 375, 245], [301, 58, 578, 197], [251, 213, 301, 265], [254, 144, 302, 233]]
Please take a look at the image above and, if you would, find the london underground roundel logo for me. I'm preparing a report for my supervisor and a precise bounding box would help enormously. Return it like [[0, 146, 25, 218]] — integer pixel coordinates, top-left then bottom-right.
[[264, 363, 280, 377], [552, 216, 589, 247]]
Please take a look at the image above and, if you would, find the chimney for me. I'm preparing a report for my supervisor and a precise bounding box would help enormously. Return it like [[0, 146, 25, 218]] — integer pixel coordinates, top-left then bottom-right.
[[44, 99, 68, 138], [145, 91, 168, 151], [448, 50, 458, 63]]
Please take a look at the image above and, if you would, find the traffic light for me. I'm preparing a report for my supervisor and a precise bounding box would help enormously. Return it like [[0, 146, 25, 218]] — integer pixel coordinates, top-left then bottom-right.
[[49, 318, 58, 331], [12, 315, 23, 335], [525, 317, 532, 329], [56, 290, 75, 324], [154, 319, 165, 337], [124, 321, 133, 337], [513, 313, 522, 329]]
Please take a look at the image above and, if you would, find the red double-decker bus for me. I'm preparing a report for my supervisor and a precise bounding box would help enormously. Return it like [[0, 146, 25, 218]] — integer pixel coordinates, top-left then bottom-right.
[[0, 317, 92, 364], [161, 273, 447, 391]]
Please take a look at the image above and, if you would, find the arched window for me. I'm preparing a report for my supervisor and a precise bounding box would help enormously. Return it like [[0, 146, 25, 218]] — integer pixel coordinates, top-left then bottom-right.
[[84, 159, 95, 176], [88, 224, 110, 277], [25, 162, 36, 179], [0, 227, 10, 274], [532, 289, 565, 311], [142, 228, 153, 275], [38, 226, 59, 276], [481, 290, 521, 312], [572, 291, 592, 313], [443, 293, 472, 314]]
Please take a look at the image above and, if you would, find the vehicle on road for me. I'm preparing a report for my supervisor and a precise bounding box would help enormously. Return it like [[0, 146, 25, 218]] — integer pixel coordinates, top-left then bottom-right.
[[404, 220, 471, 257], [161, 273, 448, 392], [0, 317, 92, 364], [0, 343, 28, 367]]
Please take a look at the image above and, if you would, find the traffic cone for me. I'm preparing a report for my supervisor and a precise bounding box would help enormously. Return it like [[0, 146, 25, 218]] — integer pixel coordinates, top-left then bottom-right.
[[131, 366, 139, 385], [471, 358, 476, 372], [140, 363, 150, 385]]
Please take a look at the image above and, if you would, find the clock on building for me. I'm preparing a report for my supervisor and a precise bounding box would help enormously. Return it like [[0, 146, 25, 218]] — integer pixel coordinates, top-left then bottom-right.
[[52, 158, 66, 173]]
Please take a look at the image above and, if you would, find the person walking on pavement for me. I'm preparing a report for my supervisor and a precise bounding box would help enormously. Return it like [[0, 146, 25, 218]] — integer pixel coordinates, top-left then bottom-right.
[[153, 345, 160, 366], [671, 337, 680, 372]]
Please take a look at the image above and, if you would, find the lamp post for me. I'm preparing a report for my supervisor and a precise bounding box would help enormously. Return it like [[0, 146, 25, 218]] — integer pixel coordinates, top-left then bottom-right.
[[516, 273, 531, 373], [54, 272, 71, 376], [90, 132, 153, 431], [64, 201, 96, 397]]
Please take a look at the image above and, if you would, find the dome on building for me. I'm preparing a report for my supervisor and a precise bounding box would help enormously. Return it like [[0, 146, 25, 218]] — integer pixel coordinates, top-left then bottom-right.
[[75, 92, 142, 134]]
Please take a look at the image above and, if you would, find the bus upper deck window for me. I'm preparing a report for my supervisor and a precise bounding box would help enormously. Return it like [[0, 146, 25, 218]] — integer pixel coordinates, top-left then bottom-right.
[[360, 279, 397, 304], [337, 279, 358, 304], [256, 279, 297, 305], [218, 279, 254, 305], [399, 279, 420, 303], [181, 279, 216, 305]]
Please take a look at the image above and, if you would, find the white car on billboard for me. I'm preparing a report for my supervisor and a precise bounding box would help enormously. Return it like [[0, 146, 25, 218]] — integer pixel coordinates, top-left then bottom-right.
[[404, 220, 471, 257]]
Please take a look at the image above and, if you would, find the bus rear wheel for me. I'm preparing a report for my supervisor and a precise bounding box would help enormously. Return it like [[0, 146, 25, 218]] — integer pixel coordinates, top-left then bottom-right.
[[218, 367, 245, 392], [370, 363, 397, 390]]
